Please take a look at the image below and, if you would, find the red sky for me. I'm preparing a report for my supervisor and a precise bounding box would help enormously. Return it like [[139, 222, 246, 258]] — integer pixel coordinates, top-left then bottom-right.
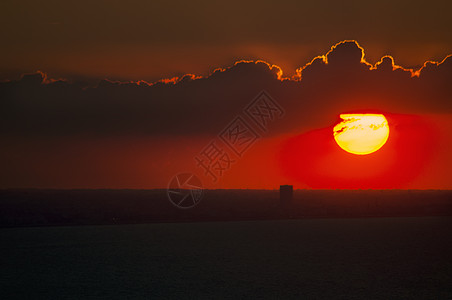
[[1, 0, 452, 189], [1, 113, 451, 189], [1, 40, 451, 189]]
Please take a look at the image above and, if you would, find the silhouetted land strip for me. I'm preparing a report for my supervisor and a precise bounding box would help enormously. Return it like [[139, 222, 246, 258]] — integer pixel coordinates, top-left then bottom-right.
[[0, 189, 451, 228]]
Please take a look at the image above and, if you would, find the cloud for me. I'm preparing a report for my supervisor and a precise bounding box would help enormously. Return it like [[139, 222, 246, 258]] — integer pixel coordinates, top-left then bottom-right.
[[0, 40, 451, 138]]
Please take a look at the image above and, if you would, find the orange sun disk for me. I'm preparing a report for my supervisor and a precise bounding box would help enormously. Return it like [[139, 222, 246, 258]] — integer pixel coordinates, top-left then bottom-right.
[[333, 114, 390, 155]]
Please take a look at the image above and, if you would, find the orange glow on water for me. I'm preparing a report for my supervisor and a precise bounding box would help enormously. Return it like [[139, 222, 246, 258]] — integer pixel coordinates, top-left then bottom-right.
[[333, 114, 389, 155]]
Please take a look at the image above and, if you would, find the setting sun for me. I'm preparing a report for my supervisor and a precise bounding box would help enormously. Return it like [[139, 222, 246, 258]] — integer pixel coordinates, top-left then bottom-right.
[[333, 114, 390, 155]]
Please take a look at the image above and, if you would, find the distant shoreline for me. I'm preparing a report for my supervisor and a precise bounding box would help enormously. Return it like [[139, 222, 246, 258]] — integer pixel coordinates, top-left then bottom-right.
[[1, 189, 451, 228]]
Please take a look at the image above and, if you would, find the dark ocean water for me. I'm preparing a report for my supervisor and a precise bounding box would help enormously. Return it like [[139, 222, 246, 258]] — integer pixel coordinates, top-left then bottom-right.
[[1, 217, 452, 299]]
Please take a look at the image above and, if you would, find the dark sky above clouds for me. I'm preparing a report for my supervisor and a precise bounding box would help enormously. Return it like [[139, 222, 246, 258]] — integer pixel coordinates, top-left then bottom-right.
[[1, 0, 452, 81]]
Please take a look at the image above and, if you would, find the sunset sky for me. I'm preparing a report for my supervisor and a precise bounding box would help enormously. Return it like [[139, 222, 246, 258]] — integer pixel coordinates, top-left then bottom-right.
[[1, 0, 451, 189]]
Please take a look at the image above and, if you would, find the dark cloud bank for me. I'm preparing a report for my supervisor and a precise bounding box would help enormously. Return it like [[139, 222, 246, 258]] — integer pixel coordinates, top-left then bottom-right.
[[1, 41, 451, 138]]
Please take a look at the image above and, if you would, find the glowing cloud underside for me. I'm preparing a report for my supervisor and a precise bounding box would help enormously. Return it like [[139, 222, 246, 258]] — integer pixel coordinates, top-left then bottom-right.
[[333, 114, 390, 155]]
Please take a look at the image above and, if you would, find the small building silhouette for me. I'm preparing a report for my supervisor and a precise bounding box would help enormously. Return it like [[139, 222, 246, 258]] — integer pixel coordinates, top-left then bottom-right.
[[280, 185, 293, 206]]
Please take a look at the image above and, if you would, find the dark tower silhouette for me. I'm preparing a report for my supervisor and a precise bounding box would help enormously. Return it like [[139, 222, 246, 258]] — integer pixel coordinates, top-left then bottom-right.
[[280, 185, 293, 206]]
